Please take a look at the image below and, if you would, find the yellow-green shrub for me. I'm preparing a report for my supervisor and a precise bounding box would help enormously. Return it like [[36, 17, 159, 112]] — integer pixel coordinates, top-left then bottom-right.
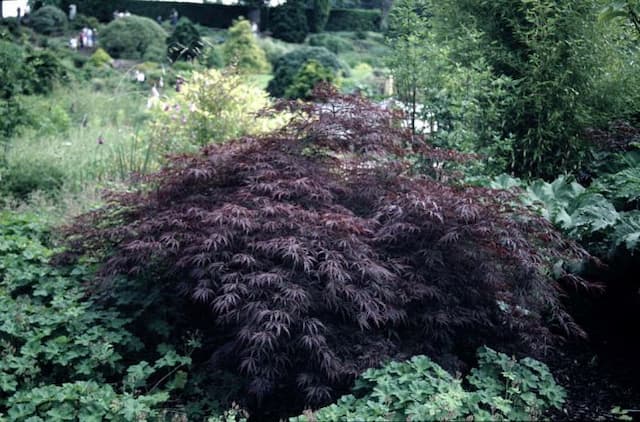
[[148, 68, 288, 155], [222, 18, 270, 74], [87, 48, 112, 68]]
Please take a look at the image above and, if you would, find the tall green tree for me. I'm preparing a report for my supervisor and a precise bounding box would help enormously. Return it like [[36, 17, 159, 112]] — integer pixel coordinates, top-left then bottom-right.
[[388, 0, 635, 179], [385, 0, 431, 135], [269, 0, 308, 43]]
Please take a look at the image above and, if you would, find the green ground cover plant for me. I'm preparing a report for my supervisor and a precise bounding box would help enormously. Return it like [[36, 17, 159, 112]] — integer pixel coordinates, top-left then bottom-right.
[[0, 212, 194, 421], [294, 347, 565, 421]]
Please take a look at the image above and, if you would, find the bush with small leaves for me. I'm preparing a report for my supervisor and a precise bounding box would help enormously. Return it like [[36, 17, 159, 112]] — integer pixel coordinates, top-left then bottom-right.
[[88, 47, 112, 68], [63, 87, 590, 416], [100, 15, 167, 61], [30, 5, 67, 35], [284, 59, 337, 99], [0, 157, 65, 199], [307, 33, 353, 54], [147, 68, 288, 156], [0, 40, 25, 155]]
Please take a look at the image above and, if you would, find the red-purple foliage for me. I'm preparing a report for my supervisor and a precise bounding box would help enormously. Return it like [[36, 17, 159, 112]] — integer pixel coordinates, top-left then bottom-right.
[[63, 86, 590, 409]]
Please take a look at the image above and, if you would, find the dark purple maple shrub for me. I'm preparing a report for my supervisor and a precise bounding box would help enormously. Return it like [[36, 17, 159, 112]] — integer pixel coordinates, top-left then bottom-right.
[[63, 86, 590, 412]]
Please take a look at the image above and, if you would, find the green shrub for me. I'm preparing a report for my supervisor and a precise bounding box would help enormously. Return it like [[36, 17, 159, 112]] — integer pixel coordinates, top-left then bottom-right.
[[0, 157, 65, 199], [222, 18, 270, 73], [30, 5, 68, 35], [284, 59, 337, 99], [325, 8, 381, 32], [269, 0, 309, 43], [0, 17, 22, 38], [267, 46, 346, 97], [70, 52, 88, 68], [19, 96, 72, 136], [87, 47, 112, 68], [256, 36, 298, 65], [200, 44, 224, 69], [294, 347, 565, 422], [310, 0, 331, 32], [307, 33, 353, 54], [100, 15, 167, 61], [21, 50, 67, 95], [167, 17, 203, 62], [142, 43, 167, 63], [0, 40, 24, 100]]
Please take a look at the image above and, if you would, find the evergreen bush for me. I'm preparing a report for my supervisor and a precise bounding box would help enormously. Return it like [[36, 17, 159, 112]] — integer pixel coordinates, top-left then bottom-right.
[[222, 18, 270, 73], [100, 15, 167, 61], [284, 59, 337, 99], [30, 5, 67, 35], [269, 0, 309, 43], [87, 47, 113, 68], [267, 46, 345, 97]]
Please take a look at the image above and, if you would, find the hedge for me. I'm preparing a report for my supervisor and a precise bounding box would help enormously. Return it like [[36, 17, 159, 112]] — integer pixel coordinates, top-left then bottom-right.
[[120, 1, 249, 28], [69, 0, 381, 32], [324, 8, 381, 31]]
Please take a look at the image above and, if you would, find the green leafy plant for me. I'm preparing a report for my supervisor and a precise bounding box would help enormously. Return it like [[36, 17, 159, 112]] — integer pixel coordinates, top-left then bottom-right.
[[0, 212, 195, 420], [293, 347, 565, 421], [487, 167, 640, 257], [600, 0, 640, 36], [21, 49, 67, 95]]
